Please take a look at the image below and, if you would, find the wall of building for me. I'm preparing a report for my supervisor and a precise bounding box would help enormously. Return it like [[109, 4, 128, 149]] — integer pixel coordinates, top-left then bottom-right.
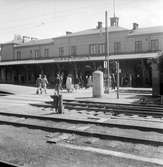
[[1, 30, 163, 62], [157, 34, 163, 50], [1, 44, 15, 61], [53, 30, 129, 57], [0, 30, 130, 61], [110, 31, 129, 54], [14, 43, 54, 60], [128, 33, 163, 53]]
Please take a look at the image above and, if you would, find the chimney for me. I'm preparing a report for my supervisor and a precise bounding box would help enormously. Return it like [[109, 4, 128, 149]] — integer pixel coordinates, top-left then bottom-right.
[[97, 21, 102, 29], [110, 16, 119, 27], [133, 23, 139, 30], [66, 31, 72, 35]]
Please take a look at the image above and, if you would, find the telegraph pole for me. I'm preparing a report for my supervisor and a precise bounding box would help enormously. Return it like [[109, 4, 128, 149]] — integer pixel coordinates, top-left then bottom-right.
[[105, 10, 110, 93], [116, 60, 120, 99]]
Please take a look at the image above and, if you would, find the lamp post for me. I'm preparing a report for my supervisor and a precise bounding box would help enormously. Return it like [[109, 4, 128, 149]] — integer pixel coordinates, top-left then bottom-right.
[[116, 60, 120, 99], [105, 10, 110, 93]]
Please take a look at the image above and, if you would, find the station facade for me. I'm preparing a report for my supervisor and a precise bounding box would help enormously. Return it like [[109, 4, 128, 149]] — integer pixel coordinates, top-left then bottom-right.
[[0, 16, 163, 95]]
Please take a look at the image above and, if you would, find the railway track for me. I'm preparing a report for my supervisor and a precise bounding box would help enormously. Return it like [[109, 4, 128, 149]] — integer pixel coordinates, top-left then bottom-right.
[[63, 99, 163, 109], [63, 99, 163, 118], [0, 112, 162, 146], [0, 99, 163, 166]]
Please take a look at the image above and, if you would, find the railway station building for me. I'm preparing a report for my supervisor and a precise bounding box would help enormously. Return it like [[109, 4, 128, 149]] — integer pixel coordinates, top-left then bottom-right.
[[0, 16, 163, 96]]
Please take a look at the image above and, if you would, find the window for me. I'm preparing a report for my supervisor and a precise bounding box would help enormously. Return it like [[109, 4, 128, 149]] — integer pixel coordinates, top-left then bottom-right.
[[114, 42, 121, 54], [35, 49, 40, 59], [16, 51, 21, 60], [151, 39, 159, 51], [99, 44, 105, 54], [90, 44, 96, 55], [71, 46, 77, 56], [44, 48, 49, 57], [30, 50, 32, 57], [89, 43, 105, 55], [59, 47, 64, 56], [135, 41, 142, 53]]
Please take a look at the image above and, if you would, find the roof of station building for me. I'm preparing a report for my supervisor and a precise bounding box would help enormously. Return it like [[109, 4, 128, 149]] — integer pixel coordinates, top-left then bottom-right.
[[0, 40, 22, 45], [14, 38, 54, 47], [3, 25, 163, 48], [13, 26, 128, 47], [61, 26, 128, 37], [128, 26, 163, 36]]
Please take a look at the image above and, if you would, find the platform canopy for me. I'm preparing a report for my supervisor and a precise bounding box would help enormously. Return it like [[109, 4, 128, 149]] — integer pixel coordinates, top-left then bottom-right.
[[108, 52, 161, 60], [0, 56, 104, 66], [0, 52, 161, 66]]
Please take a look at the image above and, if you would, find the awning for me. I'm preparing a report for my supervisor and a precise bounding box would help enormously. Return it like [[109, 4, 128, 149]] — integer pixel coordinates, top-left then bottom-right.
[[109, 52, 161, 60], [0, 52, 161, 66], [0, 56, 105, 66]]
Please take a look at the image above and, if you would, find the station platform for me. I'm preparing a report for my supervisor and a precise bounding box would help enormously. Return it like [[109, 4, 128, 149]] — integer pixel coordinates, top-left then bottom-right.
[[0, 83, 161, 123], [0, 83, 158, 105]]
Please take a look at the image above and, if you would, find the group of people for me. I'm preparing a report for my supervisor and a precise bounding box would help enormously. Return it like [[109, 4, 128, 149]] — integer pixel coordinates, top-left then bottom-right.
[[36, 73, 74, 95], [55, 73, 73, 93], [55, 73, 91, 93], [36, 72, 94, 95], [36, 74, 48, 94], [36, 72, 119, 95]]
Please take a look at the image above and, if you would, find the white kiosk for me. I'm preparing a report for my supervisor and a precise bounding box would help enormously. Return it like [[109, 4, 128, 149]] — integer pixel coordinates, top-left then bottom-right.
[[93, 71, 104, 97]]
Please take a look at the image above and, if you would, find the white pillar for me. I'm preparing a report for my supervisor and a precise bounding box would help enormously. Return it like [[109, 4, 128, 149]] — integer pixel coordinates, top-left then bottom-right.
[[93, 71, 104, 97]]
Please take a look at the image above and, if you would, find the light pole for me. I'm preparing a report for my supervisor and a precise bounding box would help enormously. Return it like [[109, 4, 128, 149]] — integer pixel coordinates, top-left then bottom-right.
[[105, 10, 110, 93], [116, 60, 120, 99]]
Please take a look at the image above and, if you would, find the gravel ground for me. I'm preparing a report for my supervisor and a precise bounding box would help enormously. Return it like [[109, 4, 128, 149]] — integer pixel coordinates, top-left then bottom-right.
[[0, 125, 162, 167], [67, 135, 163, 159], [0, 114, 163, 161], [86, 126, 163, 142]]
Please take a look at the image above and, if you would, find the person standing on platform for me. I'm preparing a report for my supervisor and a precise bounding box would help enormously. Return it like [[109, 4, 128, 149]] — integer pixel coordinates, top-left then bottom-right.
[[87, 75, 93, 88], [55, 73, 62, 95], [41, 74, 48, 94], [111, 73, 116, 90], [66, 74, 72, 92], [79, 74, 84, 89], [59, 73, 64, 90], [36, 74, 42, 94]]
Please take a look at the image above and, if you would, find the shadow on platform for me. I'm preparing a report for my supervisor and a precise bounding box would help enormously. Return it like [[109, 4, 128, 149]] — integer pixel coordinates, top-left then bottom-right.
[[118, 89, 152, 94], [30, 103, 52, 108], [0, 91, 14, 96]]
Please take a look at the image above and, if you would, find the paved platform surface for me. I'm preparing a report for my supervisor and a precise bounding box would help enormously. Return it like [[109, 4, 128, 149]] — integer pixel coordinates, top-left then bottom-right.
[[0, 84, 153, 104]]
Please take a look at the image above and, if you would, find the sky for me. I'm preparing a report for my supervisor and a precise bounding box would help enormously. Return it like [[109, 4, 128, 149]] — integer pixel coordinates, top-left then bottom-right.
[[0, 0, 162, 43]]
